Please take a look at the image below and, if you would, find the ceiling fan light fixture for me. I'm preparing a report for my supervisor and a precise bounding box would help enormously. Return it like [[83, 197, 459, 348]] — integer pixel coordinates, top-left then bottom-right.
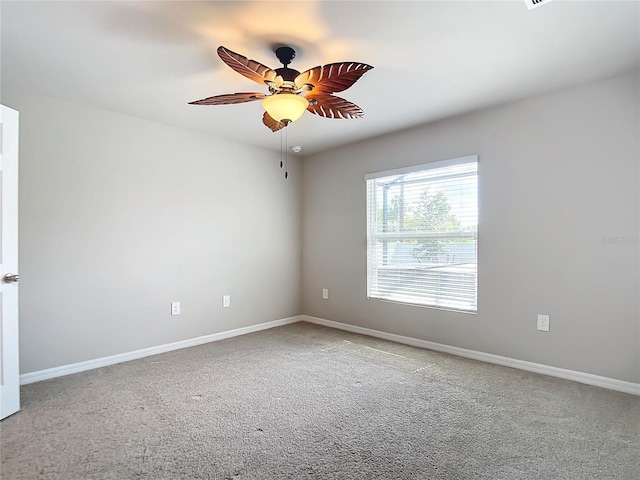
[[262, 93, 309, 124]]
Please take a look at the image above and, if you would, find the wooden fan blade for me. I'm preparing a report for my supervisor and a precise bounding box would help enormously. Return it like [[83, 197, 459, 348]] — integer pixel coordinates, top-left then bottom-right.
[[189, 92, 266, 105], [295, 62, 373, 94], [306, 94, 364, 119], [217, 46, 278, 85], [262, 112, 286, 132]]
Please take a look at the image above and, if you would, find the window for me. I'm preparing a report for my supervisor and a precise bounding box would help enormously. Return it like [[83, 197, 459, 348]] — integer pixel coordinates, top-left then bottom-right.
[[366, 156, 478, 312]]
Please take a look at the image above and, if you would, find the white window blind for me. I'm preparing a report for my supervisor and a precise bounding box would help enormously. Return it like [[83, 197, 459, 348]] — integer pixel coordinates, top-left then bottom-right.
[[366, 156, 478, 312]]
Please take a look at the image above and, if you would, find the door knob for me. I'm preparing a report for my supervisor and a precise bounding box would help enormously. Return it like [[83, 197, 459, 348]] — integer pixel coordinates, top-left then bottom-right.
[[3, 273, 19, 283]]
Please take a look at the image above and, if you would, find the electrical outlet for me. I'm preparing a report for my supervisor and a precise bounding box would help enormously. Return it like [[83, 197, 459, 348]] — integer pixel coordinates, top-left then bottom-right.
[[537, 314, 550, 332], [171, 302, 181, 316], [222, 295, 231, 308], [322, 288, 328, 300]]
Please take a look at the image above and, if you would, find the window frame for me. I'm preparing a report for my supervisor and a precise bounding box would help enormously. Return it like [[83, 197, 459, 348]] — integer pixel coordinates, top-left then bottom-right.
[[365, 155, 478, 313]]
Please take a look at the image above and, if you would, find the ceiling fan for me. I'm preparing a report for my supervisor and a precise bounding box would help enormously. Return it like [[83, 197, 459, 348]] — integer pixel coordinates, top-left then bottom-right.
[[189, 46, 374, 132]]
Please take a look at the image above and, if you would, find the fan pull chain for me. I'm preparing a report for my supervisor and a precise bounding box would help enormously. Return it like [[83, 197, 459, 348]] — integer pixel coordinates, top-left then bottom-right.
[[284, 126, 289, 179], [278, 123, 290, 179], [280, 126, 284, 170]]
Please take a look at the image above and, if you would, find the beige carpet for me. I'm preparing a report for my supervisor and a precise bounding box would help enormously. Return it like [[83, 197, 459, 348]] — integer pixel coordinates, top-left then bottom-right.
[[1, 322, 638, 479]]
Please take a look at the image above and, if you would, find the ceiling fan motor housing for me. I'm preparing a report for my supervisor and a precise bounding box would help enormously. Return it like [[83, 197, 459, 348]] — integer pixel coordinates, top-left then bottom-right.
[[274, 67, 300, 83], [274, 46, 301, 84]]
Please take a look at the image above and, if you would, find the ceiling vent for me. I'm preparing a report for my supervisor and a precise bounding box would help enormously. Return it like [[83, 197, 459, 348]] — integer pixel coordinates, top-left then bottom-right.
[[524, 0, 554, 10]]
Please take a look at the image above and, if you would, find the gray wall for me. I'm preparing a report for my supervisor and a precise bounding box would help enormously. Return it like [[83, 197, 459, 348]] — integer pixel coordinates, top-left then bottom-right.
[[5, 90, 302, 374], [6, 73, 639, 384], [301, 72, 640, 383]]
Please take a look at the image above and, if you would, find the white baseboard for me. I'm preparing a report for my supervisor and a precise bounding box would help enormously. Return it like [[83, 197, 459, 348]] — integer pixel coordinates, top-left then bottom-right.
[[21, 314, 640, 396], [301, 315, 640, 396], [20, 316, 302, 385]]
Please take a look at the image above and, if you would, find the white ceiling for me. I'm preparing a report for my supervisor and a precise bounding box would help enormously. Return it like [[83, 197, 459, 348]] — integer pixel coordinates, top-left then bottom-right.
[[2, 1, 639, 155]]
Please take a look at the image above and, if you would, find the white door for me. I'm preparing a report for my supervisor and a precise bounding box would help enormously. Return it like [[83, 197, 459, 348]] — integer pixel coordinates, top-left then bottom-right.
[[0, 105, 20, 420]]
